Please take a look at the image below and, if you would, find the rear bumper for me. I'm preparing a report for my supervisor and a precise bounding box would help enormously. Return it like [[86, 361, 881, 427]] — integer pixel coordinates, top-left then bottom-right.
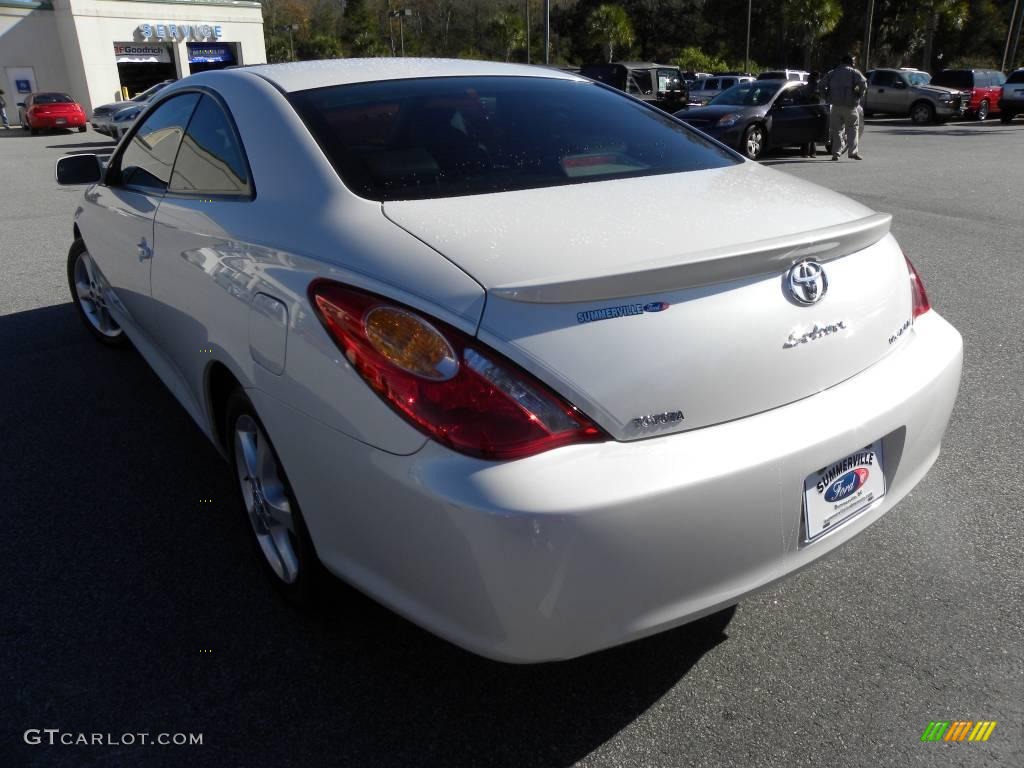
[[253, 310, 962, 663], [31, 115, 85, 128]]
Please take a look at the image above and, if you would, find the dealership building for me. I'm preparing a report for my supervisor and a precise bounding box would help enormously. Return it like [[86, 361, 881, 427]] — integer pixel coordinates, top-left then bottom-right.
[[1, 0, 266, 113]]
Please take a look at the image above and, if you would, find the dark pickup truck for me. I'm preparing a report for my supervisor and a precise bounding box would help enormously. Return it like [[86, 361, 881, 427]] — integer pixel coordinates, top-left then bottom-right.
[[579, 62, 689, 113]]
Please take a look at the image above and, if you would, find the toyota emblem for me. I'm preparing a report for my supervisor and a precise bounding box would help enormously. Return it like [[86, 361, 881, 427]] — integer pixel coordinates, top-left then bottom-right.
[[787, 260, 828, 305]]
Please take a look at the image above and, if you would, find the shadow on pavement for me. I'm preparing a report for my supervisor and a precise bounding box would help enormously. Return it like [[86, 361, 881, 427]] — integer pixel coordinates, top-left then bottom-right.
[[0, 302, 729, 768], [47, 141, 117, 151]]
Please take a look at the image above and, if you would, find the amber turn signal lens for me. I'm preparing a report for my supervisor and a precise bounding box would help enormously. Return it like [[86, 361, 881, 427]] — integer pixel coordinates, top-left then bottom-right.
[[363, 306, 459, 381]]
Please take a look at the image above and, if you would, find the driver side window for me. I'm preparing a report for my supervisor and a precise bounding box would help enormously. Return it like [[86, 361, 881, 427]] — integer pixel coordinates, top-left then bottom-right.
[[114, 93, 200, 192]]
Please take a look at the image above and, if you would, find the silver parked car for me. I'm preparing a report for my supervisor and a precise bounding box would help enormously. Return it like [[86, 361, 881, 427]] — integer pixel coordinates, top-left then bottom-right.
[[689, 75, 754, 105], [863, 68, 966, 124], [91, 80, 175, 139], [54, 59, 962, 663]]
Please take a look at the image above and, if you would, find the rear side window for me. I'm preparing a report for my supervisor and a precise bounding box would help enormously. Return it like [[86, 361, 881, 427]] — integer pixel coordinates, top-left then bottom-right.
[[169, 95, 250, 196], [871, 71, 901, 88], [117, 93, 200, 191], [1008, 70, 1024, 84], [289, 76, 739, 202], [932, 70, 972, 90]]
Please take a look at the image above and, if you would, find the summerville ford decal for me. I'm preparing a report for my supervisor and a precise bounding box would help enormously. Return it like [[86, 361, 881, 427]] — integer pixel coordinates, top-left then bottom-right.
[[816, 449, 875, 499], [577, 301, 670, 324]]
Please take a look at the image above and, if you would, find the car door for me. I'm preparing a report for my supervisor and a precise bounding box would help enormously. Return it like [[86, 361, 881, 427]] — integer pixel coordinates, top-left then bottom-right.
[[768, 85, 818, 145], [867, 71, 901, 113], [986, 71, 1005, 111], [151, 92, 259, 413], [81, 92, 200, 334]]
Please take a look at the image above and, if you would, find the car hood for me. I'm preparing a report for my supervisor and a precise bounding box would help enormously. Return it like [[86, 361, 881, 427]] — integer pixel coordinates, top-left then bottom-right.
[[381, 163, 908, 441], [94, 100, 143, 113], [915, 84, 962, 98]]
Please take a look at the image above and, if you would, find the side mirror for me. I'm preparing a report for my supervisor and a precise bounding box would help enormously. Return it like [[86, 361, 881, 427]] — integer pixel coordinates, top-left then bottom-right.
[[56, 154, 103, 185]]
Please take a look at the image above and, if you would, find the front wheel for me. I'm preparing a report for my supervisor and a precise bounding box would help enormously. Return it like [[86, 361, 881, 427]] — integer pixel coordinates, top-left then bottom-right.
[[67, 239, 125, 345], [742, 124, 765, 160], [227, 390, 320, 607], [910, 101, 935, 125], [975, 100, 989, 121]]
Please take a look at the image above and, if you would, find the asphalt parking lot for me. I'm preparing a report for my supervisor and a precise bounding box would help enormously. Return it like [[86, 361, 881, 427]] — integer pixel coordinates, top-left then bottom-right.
[[2, 118, 1022, 768]]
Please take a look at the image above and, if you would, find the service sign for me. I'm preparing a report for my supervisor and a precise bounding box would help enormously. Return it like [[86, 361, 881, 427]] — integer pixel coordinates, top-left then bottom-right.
[[138, 23, 223, 42]]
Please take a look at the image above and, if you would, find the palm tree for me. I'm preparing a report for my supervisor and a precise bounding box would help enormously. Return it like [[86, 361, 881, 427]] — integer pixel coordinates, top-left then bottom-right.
[[782, 0, 843, 70], [587, 4, 635, 63]]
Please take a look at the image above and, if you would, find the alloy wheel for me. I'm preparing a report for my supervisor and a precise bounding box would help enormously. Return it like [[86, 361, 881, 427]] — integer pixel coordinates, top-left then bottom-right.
[[233, 415, 300, 585], [744, 126, 764, 159], [73, 250, 122, 338], [911, 103, 933, 125], [976, 100, 989, 121]]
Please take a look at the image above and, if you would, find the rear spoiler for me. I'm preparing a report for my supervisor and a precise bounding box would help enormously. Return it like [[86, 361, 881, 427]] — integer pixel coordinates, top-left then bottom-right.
[[490, 212, 892, 303]]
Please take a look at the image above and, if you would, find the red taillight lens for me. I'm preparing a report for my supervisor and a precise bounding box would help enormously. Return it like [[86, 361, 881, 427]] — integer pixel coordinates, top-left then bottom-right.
[[309, 281, 605, 460], [905, 256, 931, 319]]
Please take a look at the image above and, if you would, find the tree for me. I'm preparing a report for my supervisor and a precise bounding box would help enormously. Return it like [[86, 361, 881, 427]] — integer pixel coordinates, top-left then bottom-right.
[[919, 0, 969, 71], [587, 4, 635, 62], [782, 0, 843, 69], [675, 45, 729, 73], [488, 8, 526, 61]]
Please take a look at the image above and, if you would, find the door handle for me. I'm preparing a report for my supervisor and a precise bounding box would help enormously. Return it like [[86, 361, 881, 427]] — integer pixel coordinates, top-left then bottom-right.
[[137, 238, 153, 261]]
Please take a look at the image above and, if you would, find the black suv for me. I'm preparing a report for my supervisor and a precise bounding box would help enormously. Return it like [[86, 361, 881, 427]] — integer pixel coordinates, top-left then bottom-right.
[[579, 62, 688, 113]]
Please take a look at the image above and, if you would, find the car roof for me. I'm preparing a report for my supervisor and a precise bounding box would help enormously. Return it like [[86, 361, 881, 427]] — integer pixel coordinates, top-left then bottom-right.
[[242, 58, 585, 93]]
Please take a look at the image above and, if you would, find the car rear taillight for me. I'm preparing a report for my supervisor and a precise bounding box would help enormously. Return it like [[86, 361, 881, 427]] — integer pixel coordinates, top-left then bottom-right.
[[905, 256, 931, 319], [309, 281, 605, 460]]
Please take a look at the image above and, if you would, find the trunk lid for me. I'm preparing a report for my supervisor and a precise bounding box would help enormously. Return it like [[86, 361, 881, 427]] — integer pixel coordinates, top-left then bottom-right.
[[383, 163, 913, 440]]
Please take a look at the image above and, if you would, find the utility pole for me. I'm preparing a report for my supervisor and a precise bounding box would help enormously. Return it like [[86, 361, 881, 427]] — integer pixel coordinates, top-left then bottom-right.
[[1010, 0, 1024, 70], [1002, 0, 1019, 71], [745, 0, 752, 74], [544, 0, 550, 65], [525, 0, 531, 64], [863, 0, 875, 72], [388, 9, 412, 57]]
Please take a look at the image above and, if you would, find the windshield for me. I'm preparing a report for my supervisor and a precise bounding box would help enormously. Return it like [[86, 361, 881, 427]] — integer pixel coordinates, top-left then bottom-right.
[[907, 72, 930, 86], [34, 93, 74, 104], [131, 82, 171, 102], [709, 81, 781, 106], [290, 76, 739, 202]]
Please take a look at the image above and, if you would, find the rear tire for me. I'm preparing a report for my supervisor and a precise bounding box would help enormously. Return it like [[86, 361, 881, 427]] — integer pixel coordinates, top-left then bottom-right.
[[78, 125, 87, 133], [226, 389, 321, 608], [975, 99, 989, 121], [30, 126, 39, 136]]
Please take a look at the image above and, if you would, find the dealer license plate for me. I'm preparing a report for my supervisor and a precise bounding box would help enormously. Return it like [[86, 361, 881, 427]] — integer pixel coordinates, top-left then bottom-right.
[[803, 440, 885, 541]]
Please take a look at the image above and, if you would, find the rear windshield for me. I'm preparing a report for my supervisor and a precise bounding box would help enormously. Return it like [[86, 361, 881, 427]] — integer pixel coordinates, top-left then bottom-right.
[[289, 76, 738, 202], [932, 71, 972, 90], [710, 81, 781, 106], [34, 93, 74, 104]]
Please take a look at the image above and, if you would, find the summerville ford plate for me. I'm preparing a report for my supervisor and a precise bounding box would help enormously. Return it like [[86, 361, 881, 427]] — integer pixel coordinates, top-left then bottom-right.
[[804, 440, 886, 541]]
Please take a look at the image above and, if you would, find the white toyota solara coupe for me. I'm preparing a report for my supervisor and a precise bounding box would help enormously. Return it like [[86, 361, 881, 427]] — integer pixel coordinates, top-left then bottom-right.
[[56, 59, 962, 662]]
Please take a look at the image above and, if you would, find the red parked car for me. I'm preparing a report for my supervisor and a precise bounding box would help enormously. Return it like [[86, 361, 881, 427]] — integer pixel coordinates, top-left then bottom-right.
[[17, 92, 87, 134], [930, 69, 1006, 120]]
